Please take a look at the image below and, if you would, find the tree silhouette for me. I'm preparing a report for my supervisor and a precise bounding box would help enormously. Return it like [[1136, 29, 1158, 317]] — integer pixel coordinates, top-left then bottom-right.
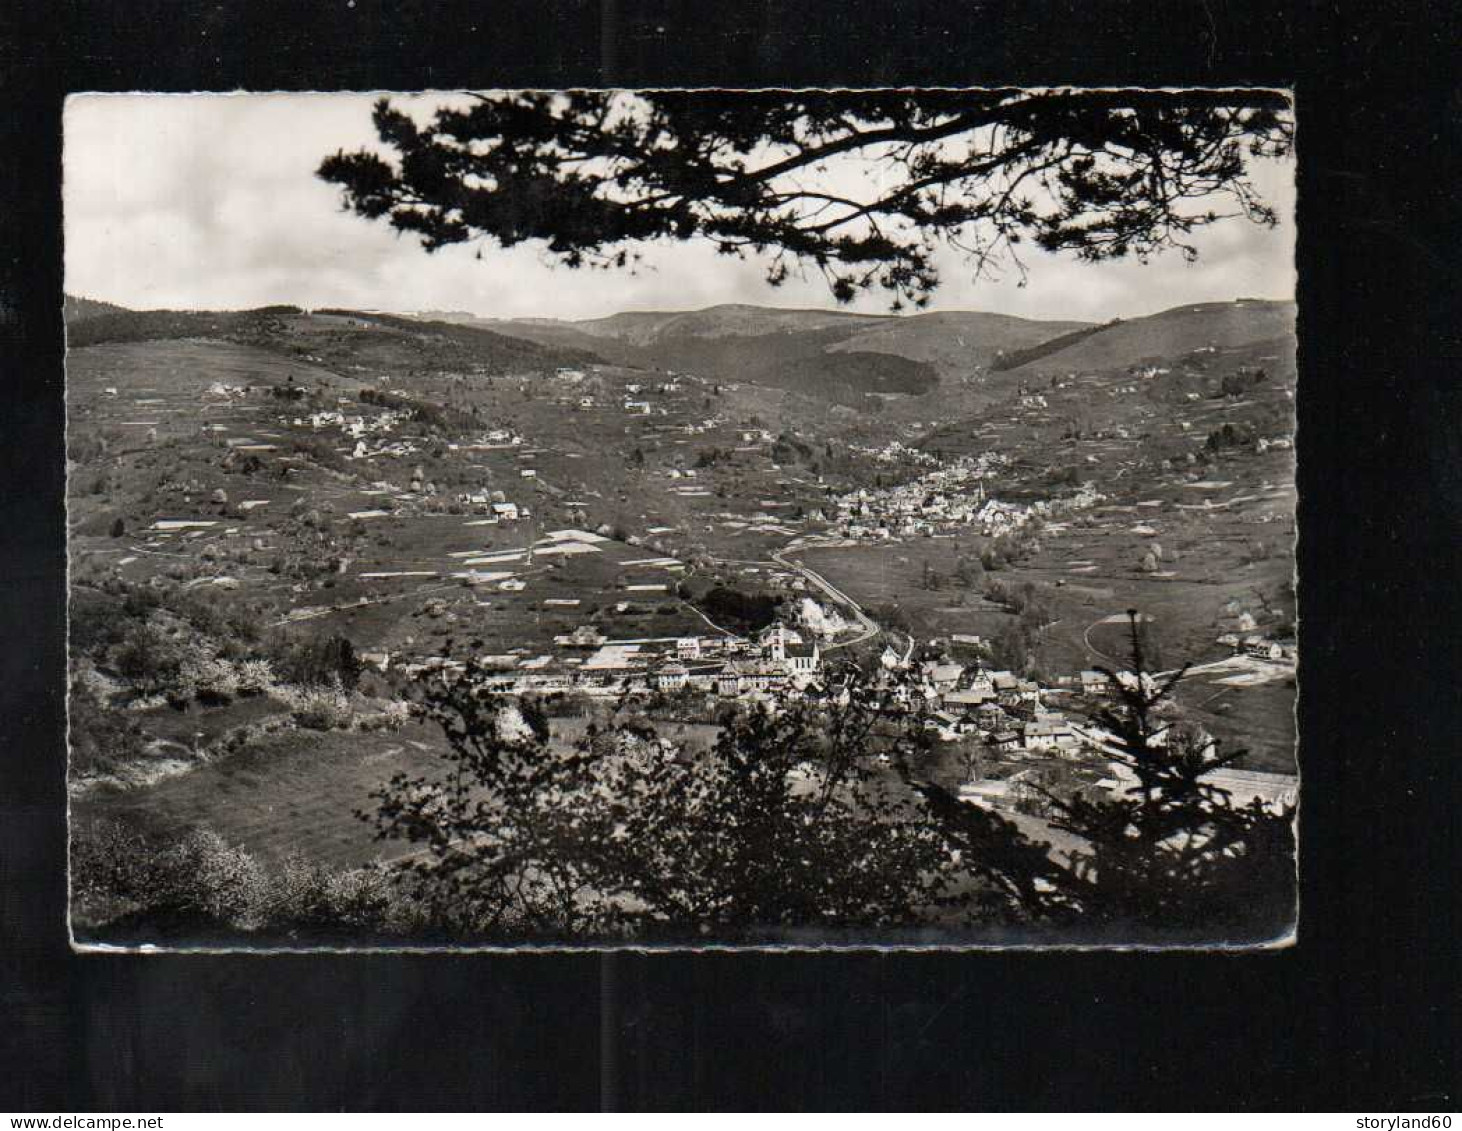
[[358, 609, 1293, 942], [902, 611, 1295, 938], [363, 663, 951, 941], [319, 90, 1292, 309]]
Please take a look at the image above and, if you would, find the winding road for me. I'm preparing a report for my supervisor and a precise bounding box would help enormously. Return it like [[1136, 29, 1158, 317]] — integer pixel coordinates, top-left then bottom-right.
[[701, 536, 882, 652], [769, 545, 880, 651]]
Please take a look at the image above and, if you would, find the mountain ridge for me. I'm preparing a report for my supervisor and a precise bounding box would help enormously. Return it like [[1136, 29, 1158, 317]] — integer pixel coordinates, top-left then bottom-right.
[[64, 294, 1296, 410]]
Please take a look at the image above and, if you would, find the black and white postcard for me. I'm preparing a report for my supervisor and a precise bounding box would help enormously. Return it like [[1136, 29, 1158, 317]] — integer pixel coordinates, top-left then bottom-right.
[[64, 89, 1298, 949]]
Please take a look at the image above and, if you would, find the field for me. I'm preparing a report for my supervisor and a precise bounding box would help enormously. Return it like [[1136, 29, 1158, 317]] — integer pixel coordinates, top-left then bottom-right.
[[796, 539, 1006, 636], [73, 723, 451, 869], [72, 714, 726, 872], [64, 296, 1299, 938]]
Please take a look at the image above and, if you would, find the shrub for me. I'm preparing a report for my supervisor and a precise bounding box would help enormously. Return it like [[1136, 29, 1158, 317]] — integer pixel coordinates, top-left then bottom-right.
[[71, 818, 430, 940], [68, 681, 148, 777], [356, 699, 411, 732], [111, 620, 185, 694], [271, 632, 361, 689], [280, 684, 355, 730], [178, 653, 240, 703], [235, 659, 276, 696]]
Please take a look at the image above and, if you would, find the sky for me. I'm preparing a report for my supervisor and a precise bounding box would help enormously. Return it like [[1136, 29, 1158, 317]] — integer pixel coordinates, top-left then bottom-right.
[[64, 92, 1296, 324]]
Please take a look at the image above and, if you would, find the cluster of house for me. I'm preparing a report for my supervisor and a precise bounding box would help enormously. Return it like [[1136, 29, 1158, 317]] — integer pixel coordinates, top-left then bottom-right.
[[679, 415, 726, 437], [833, 456, 995, 539], [412, 626, 1125, 760], [400, 621, 1086, 742], [845, 439, 943, 467], [921, 660, 1301, 815], [454, 491, 529, 521], [897, 659, 1053, 743], [828, 451, 1105, 543], [1215, 606, 1295, 663], [402, 623, 824, 698], [1216, 633, 1295, 662], [553, 372, 696, 414], [296, 407, 410, 438], [349, 437, 420, 461], [453, 428, 524, 448], [968, 483, 1105, 538], [287, 406, 427, 462], [390, 620, 1297, 814]]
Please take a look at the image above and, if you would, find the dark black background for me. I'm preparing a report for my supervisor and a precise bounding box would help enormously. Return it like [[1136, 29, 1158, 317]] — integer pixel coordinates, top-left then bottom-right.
[[1, 0, 1457, 1111]]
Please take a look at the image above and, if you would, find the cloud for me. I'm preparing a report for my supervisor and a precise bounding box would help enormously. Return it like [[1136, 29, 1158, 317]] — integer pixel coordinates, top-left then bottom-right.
[[64, 93, 1296, 322]]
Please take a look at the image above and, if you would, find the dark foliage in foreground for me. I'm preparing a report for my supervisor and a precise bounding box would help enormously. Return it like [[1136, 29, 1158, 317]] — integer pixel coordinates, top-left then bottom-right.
[[73, 615, 1294, 945], [365, 672, 953, 942], [903, 613, 1295, 936], [350, 617, 1293, 943], [319, 90, 1292, 309]]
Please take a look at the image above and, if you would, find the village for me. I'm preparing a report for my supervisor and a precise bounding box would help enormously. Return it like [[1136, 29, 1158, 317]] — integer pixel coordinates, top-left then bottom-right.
[[63, 294, 1300, 942], [830, 451, 1107, 541], [385, 587, 1298, 819]]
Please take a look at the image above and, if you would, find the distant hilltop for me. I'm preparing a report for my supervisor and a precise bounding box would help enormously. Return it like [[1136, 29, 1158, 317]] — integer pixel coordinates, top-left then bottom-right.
[[408, 310, 480, 324], [63, 294, 131, 323], [63, 292, 1294, 409]]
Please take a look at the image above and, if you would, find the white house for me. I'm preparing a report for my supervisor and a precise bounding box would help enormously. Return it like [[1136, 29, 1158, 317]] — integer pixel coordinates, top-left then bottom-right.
[[784, 641, 820, 676], [1243, 636, 1285, 661], [1023, 717, 1080, 755], [654, 663, 689, 692]]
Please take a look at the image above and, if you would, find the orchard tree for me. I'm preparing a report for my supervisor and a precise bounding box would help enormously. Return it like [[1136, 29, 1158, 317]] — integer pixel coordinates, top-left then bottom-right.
[[319, 90, 1292, 310]]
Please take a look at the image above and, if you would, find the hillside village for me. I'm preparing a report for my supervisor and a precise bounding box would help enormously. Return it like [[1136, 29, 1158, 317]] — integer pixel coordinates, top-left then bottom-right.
[[64, 295, 1299, 909]]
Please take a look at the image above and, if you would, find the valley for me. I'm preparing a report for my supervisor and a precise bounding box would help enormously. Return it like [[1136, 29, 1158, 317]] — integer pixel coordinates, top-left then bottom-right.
[[65, 295, 1298, 915]]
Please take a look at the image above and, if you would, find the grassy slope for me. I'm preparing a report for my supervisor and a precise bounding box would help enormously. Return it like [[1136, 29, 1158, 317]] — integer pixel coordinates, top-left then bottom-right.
[[1004, 299, 1297, 376], [830, 310, 1092, 372], [67, 305, 599, 374]]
